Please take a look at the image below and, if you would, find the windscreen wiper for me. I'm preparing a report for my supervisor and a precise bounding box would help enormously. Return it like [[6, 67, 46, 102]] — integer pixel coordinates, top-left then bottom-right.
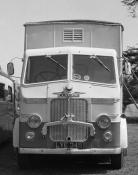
[[89, 55, 111, 72], [46, 55, 66, 70]]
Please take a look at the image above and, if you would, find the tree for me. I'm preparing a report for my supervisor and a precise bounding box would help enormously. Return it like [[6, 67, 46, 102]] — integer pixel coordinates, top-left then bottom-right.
[[121, 0, 138, 17], [123, 47, 138, 109]]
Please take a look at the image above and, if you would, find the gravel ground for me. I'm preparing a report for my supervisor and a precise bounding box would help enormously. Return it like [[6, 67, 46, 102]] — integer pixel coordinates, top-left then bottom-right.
[[0, 124, 137, 175]]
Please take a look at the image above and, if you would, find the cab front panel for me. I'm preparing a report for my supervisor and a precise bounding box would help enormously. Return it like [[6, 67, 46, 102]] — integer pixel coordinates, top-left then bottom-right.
[[19, 122, 120, 149], [19, 97, 120, 150], [19, 47, 121, 153]]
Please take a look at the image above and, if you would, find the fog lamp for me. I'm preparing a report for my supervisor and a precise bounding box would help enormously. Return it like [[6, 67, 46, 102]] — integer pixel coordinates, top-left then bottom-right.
[[25, 131, 35, 141], [96, 114, 111, 129], [103, 131, 112, 142], [27, 114, 42, 128]]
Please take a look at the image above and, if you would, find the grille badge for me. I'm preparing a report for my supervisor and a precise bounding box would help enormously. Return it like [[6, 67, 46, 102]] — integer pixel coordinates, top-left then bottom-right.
[[53, 86, 85, 97], [60, 113, 75, 122]]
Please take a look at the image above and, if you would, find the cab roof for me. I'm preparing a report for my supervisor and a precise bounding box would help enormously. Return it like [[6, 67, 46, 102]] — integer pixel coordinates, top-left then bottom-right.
[[24, 19, 124, 31]]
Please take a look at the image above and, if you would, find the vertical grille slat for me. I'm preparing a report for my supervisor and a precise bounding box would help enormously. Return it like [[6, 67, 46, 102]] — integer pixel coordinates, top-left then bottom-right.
[[50, 99, 88, 142], [51, 99, 87, 122], [49, 124, 88, 142]]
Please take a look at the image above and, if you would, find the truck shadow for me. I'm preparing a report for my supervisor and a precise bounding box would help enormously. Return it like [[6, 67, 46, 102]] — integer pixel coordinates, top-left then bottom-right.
[[21, 155, 109, 174], [36, 161, 109, 174], [0, 142, 109, 175]]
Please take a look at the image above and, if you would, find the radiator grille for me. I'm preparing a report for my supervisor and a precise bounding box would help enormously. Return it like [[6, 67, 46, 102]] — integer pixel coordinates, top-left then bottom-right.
[[51, 98, 88, 122], [50, 98, 88, 142], [49, 124, 89, 142]]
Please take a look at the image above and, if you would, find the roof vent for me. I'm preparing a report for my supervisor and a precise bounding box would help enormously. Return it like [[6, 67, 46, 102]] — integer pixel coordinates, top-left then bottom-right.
[[63, 28, 83, 42]]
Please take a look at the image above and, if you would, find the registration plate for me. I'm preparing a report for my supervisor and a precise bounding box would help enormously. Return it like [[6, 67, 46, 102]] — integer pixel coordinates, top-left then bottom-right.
[[56, 142, 83, 148]]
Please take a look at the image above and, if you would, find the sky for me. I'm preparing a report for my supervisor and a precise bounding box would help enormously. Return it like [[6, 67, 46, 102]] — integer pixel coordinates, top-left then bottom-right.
[[0, 0, 138, 77]]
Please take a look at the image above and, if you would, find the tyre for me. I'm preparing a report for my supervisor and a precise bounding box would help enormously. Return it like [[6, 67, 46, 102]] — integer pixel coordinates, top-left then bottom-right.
[[111, 153, 124, 169], [17, 153, 33, 169]]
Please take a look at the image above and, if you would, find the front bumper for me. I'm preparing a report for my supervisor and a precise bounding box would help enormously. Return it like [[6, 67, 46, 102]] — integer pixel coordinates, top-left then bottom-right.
[[19, 147, 121, 155]]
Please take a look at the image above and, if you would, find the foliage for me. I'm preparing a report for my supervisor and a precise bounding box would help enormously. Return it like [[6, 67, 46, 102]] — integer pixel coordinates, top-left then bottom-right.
[[123, 47, 138, 109], [121, 0, 138, 17]]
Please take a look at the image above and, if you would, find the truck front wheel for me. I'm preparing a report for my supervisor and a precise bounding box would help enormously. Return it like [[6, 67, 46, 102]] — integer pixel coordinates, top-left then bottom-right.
[[110, 153, 124, 169], [17, 153, 33, 169]]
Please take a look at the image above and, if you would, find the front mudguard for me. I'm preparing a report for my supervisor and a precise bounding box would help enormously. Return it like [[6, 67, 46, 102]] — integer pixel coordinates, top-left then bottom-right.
[[120, 118, 128, 153]]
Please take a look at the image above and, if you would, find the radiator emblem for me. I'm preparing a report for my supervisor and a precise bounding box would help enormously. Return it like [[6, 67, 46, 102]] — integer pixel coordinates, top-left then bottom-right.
[[53, 86, 85, 97], [60, 113, 75, 122]]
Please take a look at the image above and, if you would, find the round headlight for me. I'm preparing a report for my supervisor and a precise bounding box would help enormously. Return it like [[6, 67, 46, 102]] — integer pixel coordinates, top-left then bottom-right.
[[27, 114, 42, 128], [96, 114, 111, 129]]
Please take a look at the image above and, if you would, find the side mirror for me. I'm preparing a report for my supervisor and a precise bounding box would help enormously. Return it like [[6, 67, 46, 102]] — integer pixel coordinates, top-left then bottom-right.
[[7, 62, 14, 75], [124, 61, 131, 75]]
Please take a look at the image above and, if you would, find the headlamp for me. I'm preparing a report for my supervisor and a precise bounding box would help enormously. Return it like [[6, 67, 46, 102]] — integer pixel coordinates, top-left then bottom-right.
[[96, 114, 111, 129], [27, 114, 42, 128]]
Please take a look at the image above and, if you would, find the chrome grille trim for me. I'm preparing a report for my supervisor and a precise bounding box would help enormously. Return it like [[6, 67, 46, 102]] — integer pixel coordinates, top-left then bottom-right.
[[41, 120, 95, 142]]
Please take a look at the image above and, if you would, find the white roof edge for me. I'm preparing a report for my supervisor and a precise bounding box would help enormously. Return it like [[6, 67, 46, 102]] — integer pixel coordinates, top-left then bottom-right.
[[25, 47, 117, 57]]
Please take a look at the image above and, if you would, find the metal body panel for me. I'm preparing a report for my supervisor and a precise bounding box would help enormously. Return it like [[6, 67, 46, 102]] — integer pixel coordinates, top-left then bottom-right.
[[20, 80, 121, 123], [19, 122, 120, 148]]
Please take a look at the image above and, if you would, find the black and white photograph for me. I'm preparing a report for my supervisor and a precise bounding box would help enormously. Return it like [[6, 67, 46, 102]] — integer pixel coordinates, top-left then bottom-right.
[[0, 0, 138, 174]]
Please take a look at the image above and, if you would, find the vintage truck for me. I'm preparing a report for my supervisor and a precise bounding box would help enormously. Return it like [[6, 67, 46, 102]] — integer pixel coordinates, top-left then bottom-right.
[[0, 72, 15, 144], [7, 20, 128, 169]]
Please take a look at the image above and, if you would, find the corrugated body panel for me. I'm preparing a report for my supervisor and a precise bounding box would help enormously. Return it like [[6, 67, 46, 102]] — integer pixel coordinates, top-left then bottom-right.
[[26, 25, 54, 49], [25, 23, 121, 56], [92, 25, 121, 57]]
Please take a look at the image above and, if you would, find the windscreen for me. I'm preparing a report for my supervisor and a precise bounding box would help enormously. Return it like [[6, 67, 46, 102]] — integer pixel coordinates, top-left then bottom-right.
[[73, 55, 116, 84], [25, 54, 67, 83]]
